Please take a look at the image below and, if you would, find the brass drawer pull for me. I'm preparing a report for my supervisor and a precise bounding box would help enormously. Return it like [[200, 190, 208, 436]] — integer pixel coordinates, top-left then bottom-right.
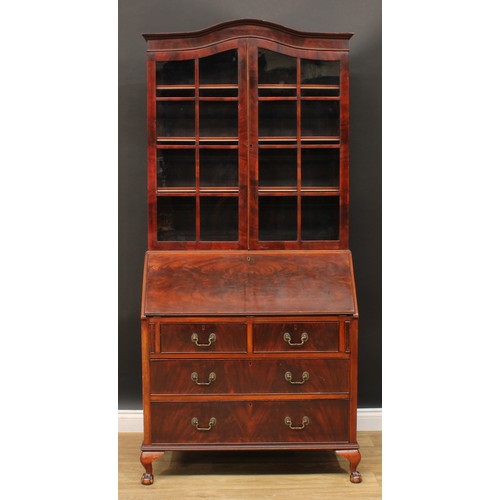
[[284, 416, 309, 430], [191, 332, 216, 347], [283, 331, 308, 346], [191, 371, 216, 386], [191, 417, 216, 431], [284, 370, 309, 385]]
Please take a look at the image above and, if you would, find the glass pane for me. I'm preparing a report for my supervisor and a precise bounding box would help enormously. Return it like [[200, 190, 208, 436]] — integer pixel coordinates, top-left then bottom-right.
[[259, 101, 297, 137], [199, 88, 238, 97], [301, 196, 339, 240], [156, 60, 194, 85], [259, 149, 297, 187], [200, 197, 238, 241], [301, 59, 340, 85], [258, 49, 297, 84], [199, 102, 238, 137], [157, 149, 195, 187], [200, 150, 238, 187], [259, 88, 296, 97], [157, 197, 196, 241], [156, 88, 194, 98], [199, 50, 238, 84], [301, 88, 339, 97], [157, 101, 195, 137], [301, 149, 339, 187], [301, 101, 339, 137], [259, 196, 297, 241]]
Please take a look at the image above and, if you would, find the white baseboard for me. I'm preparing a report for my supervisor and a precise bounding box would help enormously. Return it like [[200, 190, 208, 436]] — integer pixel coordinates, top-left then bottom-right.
[[356, 408, 382, 431], [118, 410, 144, 432], [118, 408, 381, 432]]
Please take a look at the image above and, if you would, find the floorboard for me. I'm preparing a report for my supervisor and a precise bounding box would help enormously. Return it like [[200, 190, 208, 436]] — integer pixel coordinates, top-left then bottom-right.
[[119, 431, 381, 499]]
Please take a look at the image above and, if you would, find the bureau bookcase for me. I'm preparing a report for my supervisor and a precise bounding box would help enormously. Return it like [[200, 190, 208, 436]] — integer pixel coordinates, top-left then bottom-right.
[[140, 20, 361, 485]]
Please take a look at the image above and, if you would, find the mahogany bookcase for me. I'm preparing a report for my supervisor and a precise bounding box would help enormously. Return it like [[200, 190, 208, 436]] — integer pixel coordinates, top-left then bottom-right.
[[140, 20, 361, 485]]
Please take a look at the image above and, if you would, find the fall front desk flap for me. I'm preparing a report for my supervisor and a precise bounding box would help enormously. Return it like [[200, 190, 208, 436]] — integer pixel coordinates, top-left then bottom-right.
[[142, 251, 357, 317]]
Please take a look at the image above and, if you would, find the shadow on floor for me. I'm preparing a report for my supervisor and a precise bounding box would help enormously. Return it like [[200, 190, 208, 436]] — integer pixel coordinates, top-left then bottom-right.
[[157, 449, 347, 477]]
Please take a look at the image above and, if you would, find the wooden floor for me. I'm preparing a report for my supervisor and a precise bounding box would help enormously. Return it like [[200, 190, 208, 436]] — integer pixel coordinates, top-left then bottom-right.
[[119, 432, 381, 499]]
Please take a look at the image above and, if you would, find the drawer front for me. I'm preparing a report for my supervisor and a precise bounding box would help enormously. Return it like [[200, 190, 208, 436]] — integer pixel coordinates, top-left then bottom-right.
[[159, 323, 247, 353], [150, 358, 349, 395], [253, 322, 339, 353], [150, 400, 349, 444]]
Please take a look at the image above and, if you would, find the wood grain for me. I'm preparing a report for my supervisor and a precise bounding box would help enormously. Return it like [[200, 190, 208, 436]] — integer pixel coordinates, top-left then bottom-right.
[[143, 19, 352, 52], [149, 400, 349, 445], [253, 321, 340, 352], [143, 251, 357, 316], [149, 358, 349, 395], [159, 322, 247, 353]]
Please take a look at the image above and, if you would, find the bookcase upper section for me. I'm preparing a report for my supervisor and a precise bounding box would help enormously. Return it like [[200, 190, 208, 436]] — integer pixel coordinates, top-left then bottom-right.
[[144, 20, 352, 250]]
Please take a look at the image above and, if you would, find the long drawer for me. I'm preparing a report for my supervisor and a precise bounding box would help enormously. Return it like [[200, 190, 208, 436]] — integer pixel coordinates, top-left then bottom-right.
[[159, 323, 247, 353], [253, 322, 339, 353], [150, 400, 349, 444], [150, 358, 349, 395]]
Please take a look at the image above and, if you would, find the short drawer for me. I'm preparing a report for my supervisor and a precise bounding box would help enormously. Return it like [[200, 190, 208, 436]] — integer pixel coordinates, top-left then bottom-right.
[[253, 322, 339, 353], [150, 399, 349, 445], [159, 323, 247, 353], [150, 358, 349, 395]]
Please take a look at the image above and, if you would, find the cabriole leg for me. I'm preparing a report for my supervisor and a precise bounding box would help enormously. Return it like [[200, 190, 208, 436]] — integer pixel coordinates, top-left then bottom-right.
[[336, 449, 362, 483], [140, 451, 164, 485]]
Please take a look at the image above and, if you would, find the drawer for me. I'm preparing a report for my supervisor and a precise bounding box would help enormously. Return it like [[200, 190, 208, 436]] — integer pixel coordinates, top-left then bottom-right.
[[150, 400, 349, 444], [150, 358, 349, 395], [253, 322, 339, 353], [159, 323, 247, 353]]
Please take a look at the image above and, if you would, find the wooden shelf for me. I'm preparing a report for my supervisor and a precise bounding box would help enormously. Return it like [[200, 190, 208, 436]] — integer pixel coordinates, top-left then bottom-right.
[[257, 84, 339, 89], [156, 97, 238, 101], [157, 137, 195, 142], [199, 137, 239, 142], [257, 137, 340, 144], [258, 96, 340, 101], [302, 136, 340, 142], [258, 84, 297, 89], [301, 96, 340, 101], [258, 137, 297, 143], [258, 187, 340, 196], [157, 187, 240, 196], [157, 144, 240, 149], [300, 143, 340, 149], [157, 137, 239, 142], [258, 96, 297, 101], [156, 84, 239, 89], [301, 84, 340, 89], [301, 188, 340, 196]]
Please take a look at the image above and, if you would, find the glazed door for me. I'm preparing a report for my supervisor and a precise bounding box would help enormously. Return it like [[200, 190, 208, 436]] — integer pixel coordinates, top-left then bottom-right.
[[248, 40, 349, 249], [148, 40, 248, 249], [147, 38, 348, 250]]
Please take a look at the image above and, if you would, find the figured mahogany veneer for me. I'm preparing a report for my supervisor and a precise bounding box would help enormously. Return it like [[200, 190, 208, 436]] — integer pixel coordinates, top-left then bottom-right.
[[149, 400, 349, 445], [150, 358, 349, 395], [143, 251, 357, 317], [253, 321, 340, 352], [140, 20, 361, 486], [159, 323, 247, 353]]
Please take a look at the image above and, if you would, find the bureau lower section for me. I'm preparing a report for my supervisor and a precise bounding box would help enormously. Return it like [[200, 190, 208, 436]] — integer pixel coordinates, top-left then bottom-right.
[[140, 317, 361, 484]]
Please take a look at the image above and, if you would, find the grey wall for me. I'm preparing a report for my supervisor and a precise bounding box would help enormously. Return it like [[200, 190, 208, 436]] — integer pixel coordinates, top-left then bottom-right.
[[119, 0, 381, 409]]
